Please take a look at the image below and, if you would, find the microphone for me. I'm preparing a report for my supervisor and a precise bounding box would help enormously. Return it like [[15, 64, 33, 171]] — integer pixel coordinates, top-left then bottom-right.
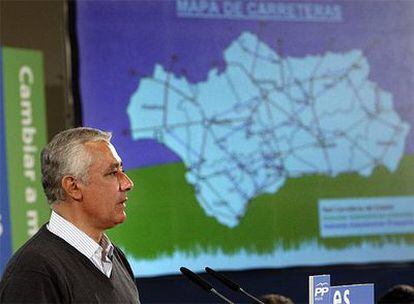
[[180, 267, 235, 304], [205, 267, 265, 304]]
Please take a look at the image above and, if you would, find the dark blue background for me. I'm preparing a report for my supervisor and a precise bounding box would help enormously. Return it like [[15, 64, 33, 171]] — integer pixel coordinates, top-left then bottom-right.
[[136, 262, 414, 303]]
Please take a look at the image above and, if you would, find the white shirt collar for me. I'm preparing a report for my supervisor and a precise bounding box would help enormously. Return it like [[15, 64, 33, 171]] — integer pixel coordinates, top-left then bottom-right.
[[47, 210, 114, 264]]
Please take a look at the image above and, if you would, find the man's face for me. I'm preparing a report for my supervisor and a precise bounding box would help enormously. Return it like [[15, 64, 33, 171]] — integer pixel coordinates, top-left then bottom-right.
[[78, 140, 134, 231]]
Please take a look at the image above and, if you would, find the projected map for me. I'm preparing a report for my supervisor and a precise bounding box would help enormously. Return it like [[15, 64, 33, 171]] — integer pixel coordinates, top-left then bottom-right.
[[128, 31, 409, 227], [76, 1, 414, 276]]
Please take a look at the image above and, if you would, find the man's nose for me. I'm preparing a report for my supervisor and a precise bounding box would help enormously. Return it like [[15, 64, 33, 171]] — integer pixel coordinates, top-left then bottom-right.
[[119, 171, 134, 191]]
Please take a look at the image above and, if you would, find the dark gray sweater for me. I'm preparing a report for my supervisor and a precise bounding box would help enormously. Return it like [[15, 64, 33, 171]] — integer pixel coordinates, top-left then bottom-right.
[[0, 225, 140, 303]]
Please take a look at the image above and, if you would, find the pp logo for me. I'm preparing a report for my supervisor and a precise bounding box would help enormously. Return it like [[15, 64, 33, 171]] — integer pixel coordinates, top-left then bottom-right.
[[315, 282, 329, 300]]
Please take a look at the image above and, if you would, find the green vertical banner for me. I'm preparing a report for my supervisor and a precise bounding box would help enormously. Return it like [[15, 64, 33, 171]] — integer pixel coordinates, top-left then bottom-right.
[[1, 47, 49, 257]]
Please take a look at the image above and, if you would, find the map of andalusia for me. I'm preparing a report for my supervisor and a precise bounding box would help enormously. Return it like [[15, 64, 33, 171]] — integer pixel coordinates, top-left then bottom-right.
[[127, 31, 409, 228]]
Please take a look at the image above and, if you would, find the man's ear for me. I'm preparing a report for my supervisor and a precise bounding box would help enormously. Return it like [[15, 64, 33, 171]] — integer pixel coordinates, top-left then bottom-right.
[[61, 176, 82, 201]]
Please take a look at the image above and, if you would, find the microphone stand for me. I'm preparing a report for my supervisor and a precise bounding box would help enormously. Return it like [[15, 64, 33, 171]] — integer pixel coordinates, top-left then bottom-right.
[[239, 288, 264, 304], [205, 267, 265, 304], [211, 289, 235, 304], [180, 267, 235, 304]]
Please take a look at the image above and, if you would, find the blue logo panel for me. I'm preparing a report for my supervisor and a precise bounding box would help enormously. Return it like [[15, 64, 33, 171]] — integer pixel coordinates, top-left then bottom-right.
[[310, 274, 331, 304], [310, 274, 374, 304], [330, 284, 374, 304]]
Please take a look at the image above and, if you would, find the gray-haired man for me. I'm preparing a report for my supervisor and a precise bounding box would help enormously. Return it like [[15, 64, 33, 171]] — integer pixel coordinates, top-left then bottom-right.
[[0, 127, 140, 303]]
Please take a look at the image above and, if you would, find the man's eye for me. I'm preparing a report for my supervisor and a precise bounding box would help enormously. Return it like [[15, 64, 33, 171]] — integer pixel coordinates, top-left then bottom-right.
[[110, 171, 118, 176]]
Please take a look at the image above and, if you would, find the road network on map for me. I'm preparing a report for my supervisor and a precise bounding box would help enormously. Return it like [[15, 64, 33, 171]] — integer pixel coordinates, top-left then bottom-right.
[[127, 31, 409, 227]]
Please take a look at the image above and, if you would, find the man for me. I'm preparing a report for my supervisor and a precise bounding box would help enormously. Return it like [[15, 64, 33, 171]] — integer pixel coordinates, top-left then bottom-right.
[[0, 127, 140, 303]]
